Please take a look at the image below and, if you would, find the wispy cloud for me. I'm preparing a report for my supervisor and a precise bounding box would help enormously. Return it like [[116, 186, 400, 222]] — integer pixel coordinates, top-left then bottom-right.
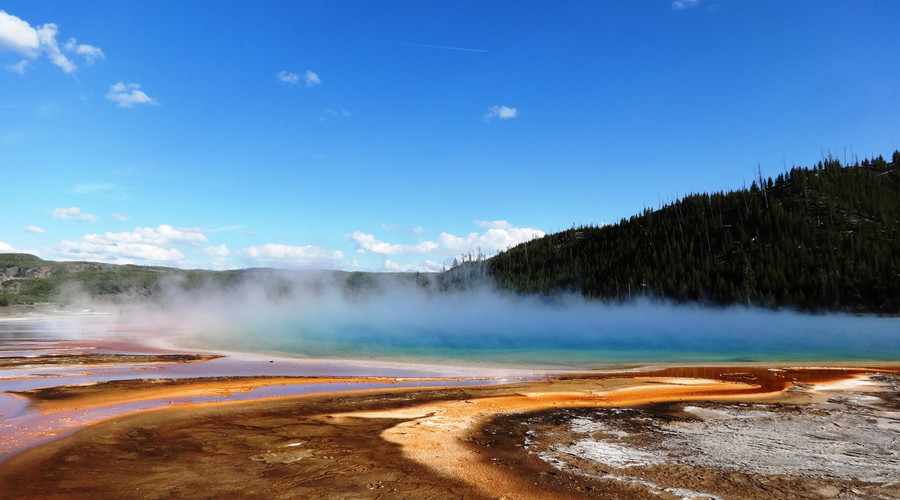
[[381, 223, 425, 234], [0, 11, 103, 74], [276, 70, 299, 84], [5, 59, 27, 74], [347, 222, 544, 261], [201, 244, 231, 269], [106, 82, 157, 108], [55, 225, 207, 265], [53, 207, 99, 222], [672, 0, 699, 9], [110, 213, 129, 222], [318, 108, 350, 122], [277, 70, 320, 87], [388, 41, 486, 53], [474, 220, 513, 229], [240, 243, 343, 268], [64, 37, 103, 64], [483, 105, 517, 123], [22, 225, 45, 233], [106, 225, 207, 246], [201, 244, 230, 257], [348, 232, 440, 255], [35, 23, 74, 72], [383, 259, 444, 273], [304, 70, 321, 87], [70, 182, 115, 194]]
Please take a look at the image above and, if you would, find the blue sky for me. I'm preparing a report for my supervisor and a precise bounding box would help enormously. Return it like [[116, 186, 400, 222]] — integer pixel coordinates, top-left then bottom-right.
[[1, 1, 898, 271]]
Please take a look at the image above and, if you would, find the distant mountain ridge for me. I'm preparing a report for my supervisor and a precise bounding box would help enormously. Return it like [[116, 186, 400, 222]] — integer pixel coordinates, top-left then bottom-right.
[[484, 151, 900, 313], [0, 253, 433, 307]]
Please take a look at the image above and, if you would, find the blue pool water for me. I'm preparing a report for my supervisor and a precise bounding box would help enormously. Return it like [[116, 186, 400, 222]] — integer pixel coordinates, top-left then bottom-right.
[[184, 298, 900, 367]]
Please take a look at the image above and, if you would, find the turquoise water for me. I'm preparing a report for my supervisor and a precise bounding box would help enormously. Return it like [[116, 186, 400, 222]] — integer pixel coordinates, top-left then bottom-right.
[[3, 301, 897, 368], [188, 299, 900, 367]]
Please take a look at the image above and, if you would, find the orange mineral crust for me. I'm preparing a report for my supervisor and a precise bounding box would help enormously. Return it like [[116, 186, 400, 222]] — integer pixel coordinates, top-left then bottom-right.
[[1, 364, 896, 499]]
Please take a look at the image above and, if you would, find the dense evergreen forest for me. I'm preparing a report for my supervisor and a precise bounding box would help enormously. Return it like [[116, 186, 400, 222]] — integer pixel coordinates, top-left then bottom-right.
[[484, 152, 900, 314]]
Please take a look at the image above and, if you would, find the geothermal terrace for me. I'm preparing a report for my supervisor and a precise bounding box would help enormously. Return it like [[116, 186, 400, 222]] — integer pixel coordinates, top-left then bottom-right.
[[0, 327, 897, 499]]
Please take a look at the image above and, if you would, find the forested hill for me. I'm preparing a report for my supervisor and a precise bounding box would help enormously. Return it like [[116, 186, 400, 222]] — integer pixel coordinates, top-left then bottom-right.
[[0, 254, 434, 307], [485, 152, 900, 314]]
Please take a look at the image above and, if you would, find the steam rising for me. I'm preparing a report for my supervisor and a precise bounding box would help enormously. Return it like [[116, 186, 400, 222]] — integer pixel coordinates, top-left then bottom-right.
[[105, 272, 900, 366]]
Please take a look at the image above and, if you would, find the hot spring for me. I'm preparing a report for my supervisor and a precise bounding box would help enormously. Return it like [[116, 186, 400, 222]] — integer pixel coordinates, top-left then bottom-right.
[[123, 288, 900, 367]]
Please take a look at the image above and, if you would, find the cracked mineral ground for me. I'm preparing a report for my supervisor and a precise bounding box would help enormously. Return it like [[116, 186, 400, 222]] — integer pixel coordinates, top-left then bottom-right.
[[493, 373, 900, 499]]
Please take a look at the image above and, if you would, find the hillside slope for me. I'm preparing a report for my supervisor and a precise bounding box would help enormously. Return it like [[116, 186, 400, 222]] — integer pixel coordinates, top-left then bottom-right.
[[486, 153, 900, 313], [0, 254, 435, 307]]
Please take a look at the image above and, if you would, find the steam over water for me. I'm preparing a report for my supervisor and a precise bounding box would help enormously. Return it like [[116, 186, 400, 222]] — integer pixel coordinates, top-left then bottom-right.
[[123, 283, 900, 367]]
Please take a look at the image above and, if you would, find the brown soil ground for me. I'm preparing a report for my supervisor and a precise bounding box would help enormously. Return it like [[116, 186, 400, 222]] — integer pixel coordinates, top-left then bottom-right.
[[0, 353, 219, 369], [0, 365, 897, 499]]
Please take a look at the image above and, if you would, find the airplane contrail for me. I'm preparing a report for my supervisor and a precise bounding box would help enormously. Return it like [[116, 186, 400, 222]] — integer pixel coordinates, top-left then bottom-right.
[[387, 41, 487, 53]]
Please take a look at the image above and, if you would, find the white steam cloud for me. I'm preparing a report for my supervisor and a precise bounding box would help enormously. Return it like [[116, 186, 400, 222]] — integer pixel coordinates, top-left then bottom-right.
[[108, 274, 900, 367]]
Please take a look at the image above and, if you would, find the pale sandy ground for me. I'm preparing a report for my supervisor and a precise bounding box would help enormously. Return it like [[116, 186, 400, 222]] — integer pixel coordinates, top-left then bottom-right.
[[331, 373, 900, 499]]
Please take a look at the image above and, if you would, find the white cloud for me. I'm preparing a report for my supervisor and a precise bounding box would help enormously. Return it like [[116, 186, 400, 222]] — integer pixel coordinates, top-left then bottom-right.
[[54, 225, 207, 265], [304, 70, 320, 87], [0, 11, 39, 56], [106, 82, 157, 108], [36, 24, 75, 73], [277, 70, 319, 87], [201, 244, 231, 269], [474, 220, 513, 229], [64, 37, 103, 64], [484, 105, 517, 123], [383, 259, 444, 273], [104, 225, 207, 246], [0, 11, 102, 74], [240, 243, 343, 268], [348, 223, 545, 259], [5, 59, 27, 74], [0, 241, 39, 255], [348, 232, 440, 255], [436, 227, 545, 254], [22, 225, 45, 233], [53, 207, 99, 222], [201, 244, 230, 257], [110, 213, 130, 222], [276, 70, 299, 84], [672, 0, 699, 9], [56, 238, 183, 265]]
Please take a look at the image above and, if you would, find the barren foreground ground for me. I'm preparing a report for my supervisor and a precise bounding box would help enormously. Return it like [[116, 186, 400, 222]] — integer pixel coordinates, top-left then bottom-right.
[[0, 350, 898, 499]]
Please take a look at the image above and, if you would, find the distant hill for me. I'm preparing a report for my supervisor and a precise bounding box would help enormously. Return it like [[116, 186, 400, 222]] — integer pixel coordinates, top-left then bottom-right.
[[0, 254, 435, 307], [484, 152, 900, 314]]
